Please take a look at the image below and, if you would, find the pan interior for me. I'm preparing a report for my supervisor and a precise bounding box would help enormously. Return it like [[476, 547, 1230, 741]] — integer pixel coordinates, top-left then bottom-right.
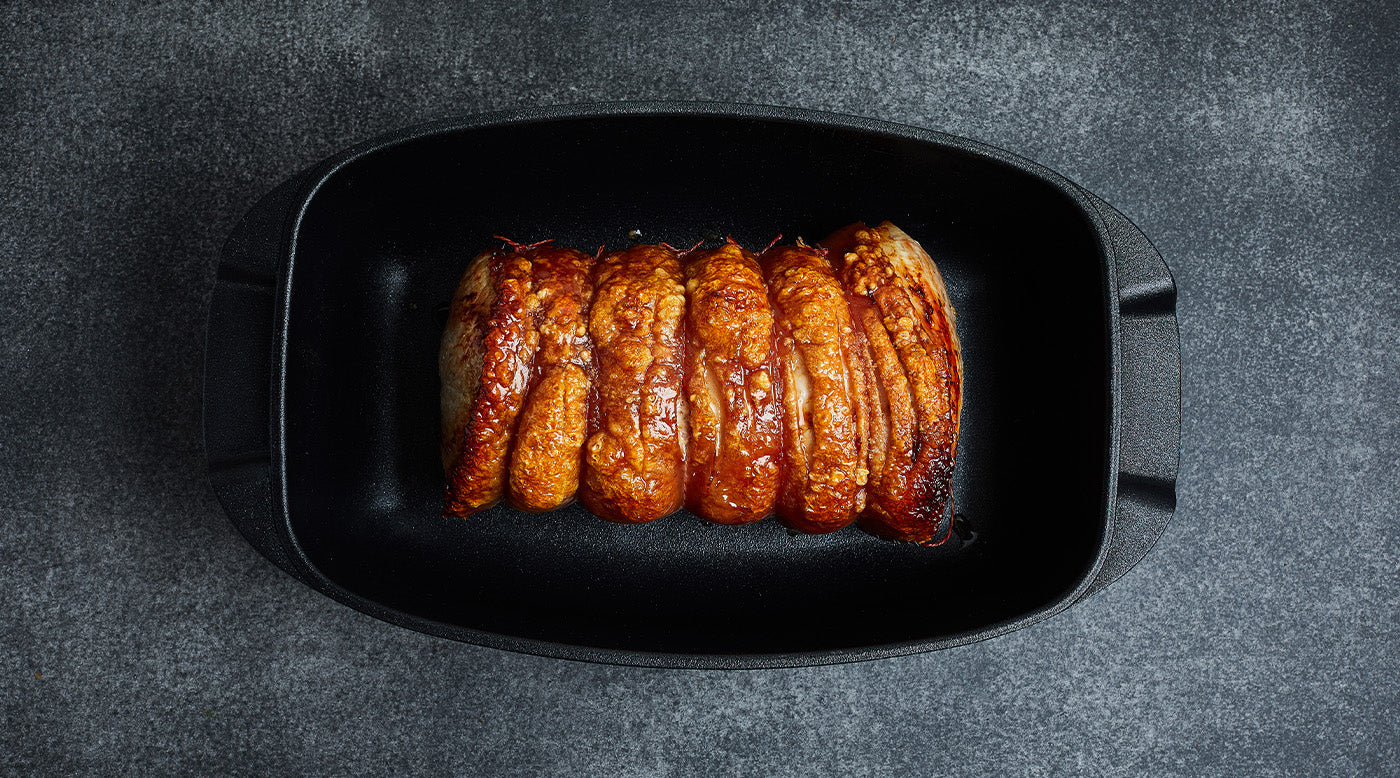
[[283, 114, 1110, 655]]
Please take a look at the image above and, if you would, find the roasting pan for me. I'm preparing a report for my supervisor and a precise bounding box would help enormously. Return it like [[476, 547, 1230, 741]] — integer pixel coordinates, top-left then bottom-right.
[[203, 103, 1180, 668]]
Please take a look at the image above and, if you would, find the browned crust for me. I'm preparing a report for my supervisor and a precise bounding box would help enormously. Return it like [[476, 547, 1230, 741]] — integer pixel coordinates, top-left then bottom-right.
[[848, 320, 883, 517], [849, 294, 919, 525], [761, 242, 865, 533], [824, 222, 961, 543], [441, 247, 539, 517], [508, 246, 596, 512], [441, 222, 958, 541], [683, 240, 781, 524], [579, 244, 688, 523], [439, 249, 493, 477]]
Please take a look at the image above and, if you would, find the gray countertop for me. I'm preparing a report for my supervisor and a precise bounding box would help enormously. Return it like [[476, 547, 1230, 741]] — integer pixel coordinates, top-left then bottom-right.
[[3, 2, 1396, 775]]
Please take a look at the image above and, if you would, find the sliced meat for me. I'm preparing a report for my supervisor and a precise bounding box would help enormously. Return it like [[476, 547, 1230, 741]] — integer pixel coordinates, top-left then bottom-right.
[[440, 246, 539, 517], [508, 245, 596, 512], [441, 222, 960, 542], [824, 221, 961, 543], [762, 242, 866, 533], [579, 244, 688, 523], [846, 309, 885, 517], [847, 290, 920, 534], [683, 240, 781, 524]]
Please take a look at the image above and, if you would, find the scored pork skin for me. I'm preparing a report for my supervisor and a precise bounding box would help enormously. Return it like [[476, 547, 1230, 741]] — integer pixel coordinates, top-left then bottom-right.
[[578, 244, 689, 524], [440, 223, 960, 541], [762, 242, 867, 534], [508, 245, 596, 512], [683, 240, 781, 524], [824, 221, 962, 543], [440, 247, 539, 517]]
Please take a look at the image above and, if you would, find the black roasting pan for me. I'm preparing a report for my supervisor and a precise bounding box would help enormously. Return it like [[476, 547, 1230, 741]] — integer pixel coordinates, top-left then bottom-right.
[[203, 103, 1180, 668]]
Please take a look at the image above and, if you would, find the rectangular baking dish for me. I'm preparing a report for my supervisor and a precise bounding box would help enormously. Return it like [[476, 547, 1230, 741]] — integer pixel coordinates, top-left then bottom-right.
[[203, 103, 1180, 668]]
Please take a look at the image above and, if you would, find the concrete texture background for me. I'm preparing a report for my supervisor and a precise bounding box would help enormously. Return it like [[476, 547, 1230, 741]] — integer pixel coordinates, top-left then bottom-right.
[[2, 1, 1397, 774]]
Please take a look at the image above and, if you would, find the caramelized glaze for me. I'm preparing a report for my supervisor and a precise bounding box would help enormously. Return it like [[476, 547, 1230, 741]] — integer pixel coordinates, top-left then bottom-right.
[[762, 242, 866, 534], [439, 223, 961, 540], [578, 244, 688, 523], [508, 245, 596, 512], [824, 222, 962, 543], [683, 240, 781, 524], [441, 247, 539, 516]]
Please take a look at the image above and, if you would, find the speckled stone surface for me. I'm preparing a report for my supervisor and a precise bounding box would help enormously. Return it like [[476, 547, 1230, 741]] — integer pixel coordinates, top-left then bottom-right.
[[2, 2, 1397, 775]]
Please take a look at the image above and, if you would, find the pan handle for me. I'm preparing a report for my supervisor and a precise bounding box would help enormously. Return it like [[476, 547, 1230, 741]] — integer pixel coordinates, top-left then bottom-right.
[[202, 176, 305, 575], [1082, 195, 1181, 598]]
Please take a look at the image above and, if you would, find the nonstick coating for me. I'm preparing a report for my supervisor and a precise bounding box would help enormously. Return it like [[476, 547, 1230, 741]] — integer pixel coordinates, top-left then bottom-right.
[[275, 113, 1112, 657]]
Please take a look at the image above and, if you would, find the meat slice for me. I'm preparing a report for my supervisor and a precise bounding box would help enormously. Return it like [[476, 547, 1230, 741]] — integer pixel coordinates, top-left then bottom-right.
[[440, 245, 539, 516], [683, 240, 781, 524], [824, 221, 962, 543], [579, 244, 688, 523], [846, 287, 920, 535], [508, 245, 596, 512], [762, 242, 867, 533]]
